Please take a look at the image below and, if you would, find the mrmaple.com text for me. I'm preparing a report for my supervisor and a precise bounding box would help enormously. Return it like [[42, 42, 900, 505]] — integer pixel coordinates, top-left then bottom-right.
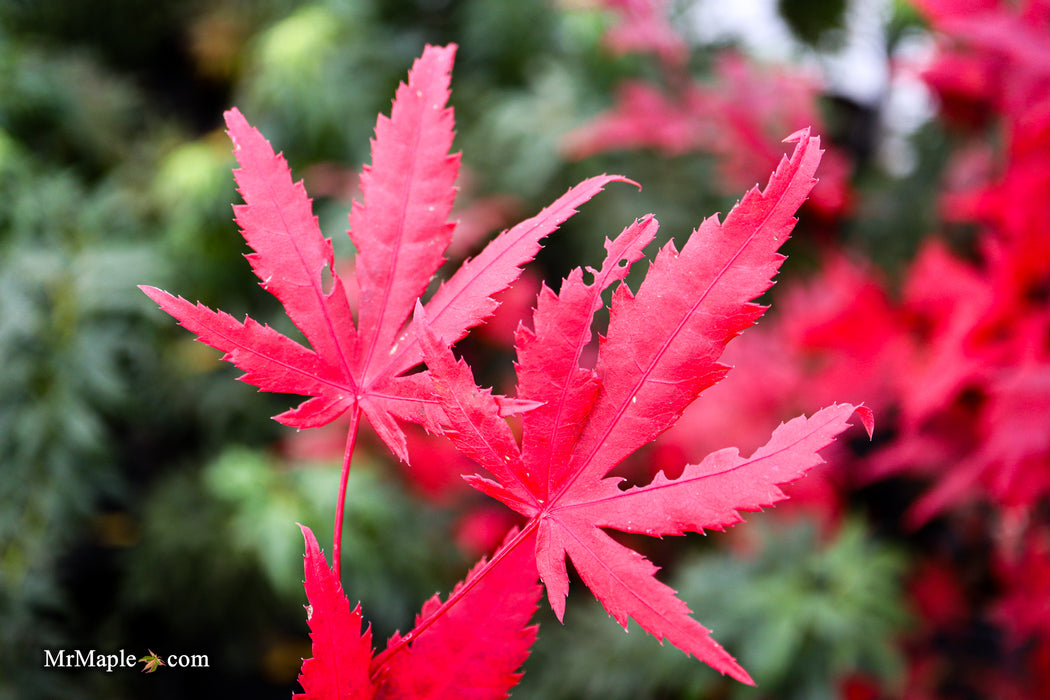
[[43, 649, 209, 671]]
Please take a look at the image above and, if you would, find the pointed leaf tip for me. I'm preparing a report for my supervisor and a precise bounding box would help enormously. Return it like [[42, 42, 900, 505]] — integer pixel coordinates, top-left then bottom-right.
[[223, 106, 244, 126], [615, 175, 642, 191], [853, 404, 875, 438], [784, 126, 812, 143], [222, 107, 254, 147]]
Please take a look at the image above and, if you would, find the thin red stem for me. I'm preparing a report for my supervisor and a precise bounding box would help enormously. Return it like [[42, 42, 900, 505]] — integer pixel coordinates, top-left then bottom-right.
[[369, 518, 539, 677], [332, 404, 362, 581]]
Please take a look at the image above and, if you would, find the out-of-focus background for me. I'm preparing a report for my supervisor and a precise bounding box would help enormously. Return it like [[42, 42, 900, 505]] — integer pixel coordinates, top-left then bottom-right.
[[3, 1, 1049, 698]]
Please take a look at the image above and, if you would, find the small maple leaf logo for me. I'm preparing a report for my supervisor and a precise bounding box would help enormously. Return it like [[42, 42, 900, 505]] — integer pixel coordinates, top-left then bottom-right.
[[139, 650, 165, 673]]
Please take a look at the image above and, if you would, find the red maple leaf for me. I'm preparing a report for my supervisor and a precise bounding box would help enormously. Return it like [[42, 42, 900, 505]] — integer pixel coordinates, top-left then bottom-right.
[[595, 0, 688, 67], [140, 44, 630, 574], [295, 525, 375, 700], [295, 524, 542, 700], [417, 130, 872, 683], [911, 362, 1050, 523]]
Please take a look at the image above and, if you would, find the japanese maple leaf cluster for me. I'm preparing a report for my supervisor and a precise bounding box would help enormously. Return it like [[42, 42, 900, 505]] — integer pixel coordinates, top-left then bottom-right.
[[143, 42, 871, 697]]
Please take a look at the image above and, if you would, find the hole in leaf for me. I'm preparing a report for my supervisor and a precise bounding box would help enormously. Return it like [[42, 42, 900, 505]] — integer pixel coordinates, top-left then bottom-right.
[[321, 264, 335, 296]]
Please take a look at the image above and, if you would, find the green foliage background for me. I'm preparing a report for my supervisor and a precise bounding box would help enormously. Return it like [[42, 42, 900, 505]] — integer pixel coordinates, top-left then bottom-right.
[[0, 1, 924, 697]]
